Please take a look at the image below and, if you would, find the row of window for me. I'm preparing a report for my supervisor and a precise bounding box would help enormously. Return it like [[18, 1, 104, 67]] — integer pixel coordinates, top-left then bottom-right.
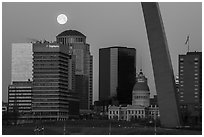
[[109, 110, 145, 115], [9, 103, 31, 106], [9, 93, 31, 96], [9, 96, 31, 99], [9, 100, 31, 102], [134, 96, 149, 99], [180, 57, 199, 61]]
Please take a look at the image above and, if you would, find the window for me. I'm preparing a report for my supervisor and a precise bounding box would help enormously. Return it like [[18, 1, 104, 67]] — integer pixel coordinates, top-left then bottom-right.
[[109, 111, 112, 114], [194, 58, 198, 61], [180, 92, 184, 94], [195, 88, 198, 91], [195, 96, 198, 98], [194, 92, 198, 94], [180, 81, 184, 83], [180, 58, 184, 61], [180, 84, 184, 87], [180, 66, 184, 68], [180, 70, 184, 72], [194, 62, 198, 65], [194, 73, 198, 76], [113, 111, 115, 114], [180, 96, 183, 98], [195, 77, 198, 80]]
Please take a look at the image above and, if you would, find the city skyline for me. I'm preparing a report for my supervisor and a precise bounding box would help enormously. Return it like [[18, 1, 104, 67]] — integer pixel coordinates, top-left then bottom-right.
[[2, 2, 202, 102]]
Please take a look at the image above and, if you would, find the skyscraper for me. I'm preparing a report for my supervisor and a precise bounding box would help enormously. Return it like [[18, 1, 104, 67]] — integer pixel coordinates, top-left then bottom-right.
[[99, 46, 136, 105], [32, 42, 79, 120], [11, 43, 33, 82], [56, 30, 93, 110], [178, 51, 202, 125]]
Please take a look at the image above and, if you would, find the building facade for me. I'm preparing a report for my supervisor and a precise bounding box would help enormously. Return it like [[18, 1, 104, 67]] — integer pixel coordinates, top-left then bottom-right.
[[8, 81, 32, 114], [32, 42, 79, 120], [99, 46, 136, 105], [178, 52, 202, 125], [56, 30, 93, 110], [11, 43, 33, 81]]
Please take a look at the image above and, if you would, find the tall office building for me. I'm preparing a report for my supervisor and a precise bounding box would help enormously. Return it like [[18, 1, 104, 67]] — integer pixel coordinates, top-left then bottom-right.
[[32, 42, 79, 120], [56, 30, 93, 110], [11, 43, 33, 82], [99, 46, 136, 105], [178, 52, 202, 124]]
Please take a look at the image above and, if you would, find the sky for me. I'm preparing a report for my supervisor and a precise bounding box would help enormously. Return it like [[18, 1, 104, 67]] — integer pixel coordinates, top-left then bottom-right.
[[2, 2, 202, 102]]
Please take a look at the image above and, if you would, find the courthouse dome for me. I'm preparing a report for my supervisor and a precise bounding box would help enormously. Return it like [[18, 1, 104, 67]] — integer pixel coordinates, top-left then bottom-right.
[[57, 30, 86, 37], [133, 71, 150, 91]]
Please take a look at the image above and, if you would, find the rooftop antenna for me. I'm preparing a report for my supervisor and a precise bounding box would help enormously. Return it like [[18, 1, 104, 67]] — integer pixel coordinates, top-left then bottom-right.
[[185, 34, 190, 53]]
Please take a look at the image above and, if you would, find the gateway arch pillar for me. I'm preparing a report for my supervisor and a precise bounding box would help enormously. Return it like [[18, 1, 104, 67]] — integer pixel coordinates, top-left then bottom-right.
[[141, 2, 182, 127]]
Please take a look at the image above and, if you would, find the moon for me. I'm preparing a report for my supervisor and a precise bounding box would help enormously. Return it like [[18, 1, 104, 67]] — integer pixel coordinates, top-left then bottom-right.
[[57, 14, 67, 25]]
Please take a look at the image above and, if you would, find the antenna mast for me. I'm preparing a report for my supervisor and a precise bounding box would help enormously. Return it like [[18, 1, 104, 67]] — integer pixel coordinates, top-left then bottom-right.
[[185, 34, 190, 53]]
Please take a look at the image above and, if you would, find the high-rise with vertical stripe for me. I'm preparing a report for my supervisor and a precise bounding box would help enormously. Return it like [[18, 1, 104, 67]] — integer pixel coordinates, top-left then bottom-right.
[[99, 47, 136, 105]]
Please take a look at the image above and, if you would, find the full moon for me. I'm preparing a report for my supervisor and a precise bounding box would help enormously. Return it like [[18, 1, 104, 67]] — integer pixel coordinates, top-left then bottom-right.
[[57, 14, 67, 25]]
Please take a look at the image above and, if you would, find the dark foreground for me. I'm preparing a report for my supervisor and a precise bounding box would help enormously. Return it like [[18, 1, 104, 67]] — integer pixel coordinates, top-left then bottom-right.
[[2, 120, 202, 135]]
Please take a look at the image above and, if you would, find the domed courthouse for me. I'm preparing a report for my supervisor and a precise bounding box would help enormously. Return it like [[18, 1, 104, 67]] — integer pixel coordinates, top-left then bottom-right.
[[132, 70, 150, 107], [108, 70, 151, 121]]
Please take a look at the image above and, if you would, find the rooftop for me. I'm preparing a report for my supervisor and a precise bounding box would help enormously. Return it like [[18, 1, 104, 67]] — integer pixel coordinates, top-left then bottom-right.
[[57, 30, 86, 37]]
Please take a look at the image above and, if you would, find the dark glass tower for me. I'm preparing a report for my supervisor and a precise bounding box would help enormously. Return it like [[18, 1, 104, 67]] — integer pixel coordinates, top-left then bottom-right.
[[99, 47, 136, 105]]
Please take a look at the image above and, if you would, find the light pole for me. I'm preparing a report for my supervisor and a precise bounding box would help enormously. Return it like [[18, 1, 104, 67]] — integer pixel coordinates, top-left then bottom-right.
[[109, 120, 111, 135], [63, 121, 66, 135], [154, 107, 157, 135]]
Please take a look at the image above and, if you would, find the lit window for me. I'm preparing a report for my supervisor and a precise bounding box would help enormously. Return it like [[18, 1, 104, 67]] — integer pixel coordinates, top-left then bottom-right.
[[180, 66, 184, 68], [180, 84, 183, 87], [195, 77, 198, 80], [195, 88, 198, 90], [180, 81, 184, 83], [180, 70, 184, 72], [194, 92, 198, 94], [194, 62, 198, 65], [195, 85, 198, 87], [194, 73, 198, 76], [195, 96, 198, 98], [194, 58, 198, 61], [180, 92, 184, 94], [180, 96, 183, 98], [194, 66, 198, 68], [180, 58, 184, 61]]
